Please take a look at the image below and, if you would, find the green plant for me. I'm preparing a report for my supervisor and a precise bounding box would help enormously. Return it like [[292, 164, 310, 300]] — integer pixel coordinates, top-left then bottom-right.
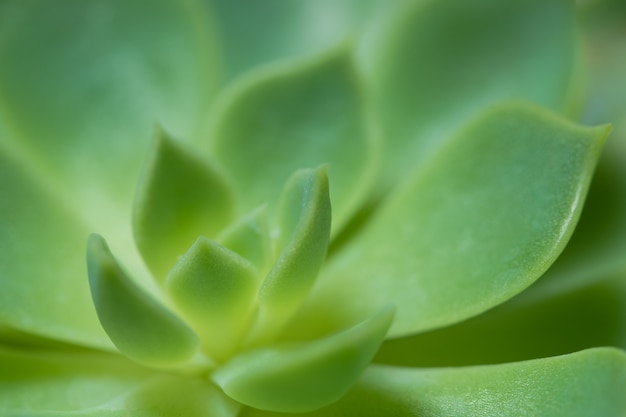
[[1, 0, 626, 415]]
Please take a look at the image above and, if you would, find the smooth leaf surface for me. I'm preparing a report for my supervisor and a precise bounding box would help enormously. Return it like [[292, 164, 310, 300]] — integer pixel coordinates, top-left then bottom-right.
[[87, 235, 200, 368], [213, 307, 394, 413], [0, 146, 110, 348], [0, 346, 150, 412], [0, 0, 217, 212], [374, 269, 626, 367], [210, 45, 377, 235], [359, 0, 581, 184], [296, 103, 609, 339], [166, 237, 259, 361], [133, 131, 234, 281], [244, 348, 626, 417], [246, 168, 331, 345], [208, 0, 381, 82], [218, 206, 272, 272]]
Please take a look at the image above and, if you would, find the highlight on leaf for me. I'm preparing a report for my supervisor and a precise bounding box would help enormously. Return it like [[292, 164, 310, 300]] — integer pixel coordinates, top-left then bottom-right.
[[132, 128, 235, 282], [86, 234, 201, 369]]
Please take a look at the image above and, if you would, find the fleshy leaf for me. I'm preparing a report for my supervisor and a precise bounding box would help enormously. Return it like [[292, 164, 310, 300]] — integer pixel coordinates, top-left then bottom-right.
[[0, 145, 110, 348], [87, 234, 201, 368], [0, 0, 218, 213], [245, 348, 626, 417], [166, 237, 259, 361], [213, 306, 394, 413], [208, 0, 381, 82], [246, 167, 331, 345], [217, 206, 272, 272], [133, 130, 235, 281], [359, 0, 581, 184], [0, 346, 150, 412], [374, 269, 626, 367], [297, 102, 609, 339], [210, 45, 377, 235]]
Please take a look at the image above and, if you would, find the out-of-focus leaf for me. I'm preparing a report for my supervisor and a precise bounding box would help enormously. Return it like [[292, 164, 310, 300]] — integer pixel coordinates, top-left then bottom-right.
[[213, 307, 393, 413], [294, 103, 609, 339], [0, 146, 110, 348], [246, 168, 331, 345], [0, 0, 218, 214], [208, 0, 381, 82], [210, 46, 377, 235], [87, 235, 201, 368], [359, 0, 581, 184], [244, 348, 626, 417], [166, 237, 258, 361], [133, 131, 234, 281], [0, 346, 150, 412]]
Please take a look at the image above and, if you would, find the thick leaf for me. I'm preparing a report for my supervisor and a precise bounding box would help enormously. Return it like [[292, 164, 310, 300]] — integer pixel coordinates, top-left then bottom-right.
[[0, 146, 110, 348], [208, 0, 381, 82], [0, 0, 218, 213], [0, 346, 150, 412], [166, 237, 259, 361], [87, 235, 201, 368], [210, 45, 377, 235], [246, 168, 331, 345], [133, 131, 235, 281], [374, 268, 626, 367], [213, 307, 393, 413], [244, 348, 626, 417], [0, 347, 239, 417], [358, 0, 581, 184], [217, 206, 272, 272], [295, 103, 609, 339]]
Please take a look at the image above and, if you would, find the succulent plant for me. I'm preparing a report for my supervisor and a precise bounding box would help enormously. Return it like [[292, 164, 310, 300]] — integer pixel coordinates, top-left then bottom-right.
[[1, 0, 626, 415]]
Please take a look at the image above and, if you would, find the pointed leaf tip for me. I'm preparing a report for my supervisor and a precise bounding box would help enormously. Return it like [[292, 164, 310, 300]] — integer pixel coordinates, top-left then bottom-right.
[[87, 234, 200, 368], [213, 306, 395, 413], [166, 237, 259, 361], [247, 166, 332, 345], [133, 130, 235, 281]]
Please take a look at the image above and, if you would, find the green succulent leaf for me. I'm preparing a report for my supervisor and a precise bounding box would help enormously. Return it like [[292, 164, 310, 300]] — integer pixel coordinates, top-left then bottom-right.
[[297, 102, 609, 339], [210, 45, 377, 235], [208, 0, 381, 82], [0, 147, 109, 348], [0, 0, 218, 212], [213, 306, 394, 413], [0, 346, 239, 417], [375, 269, 626, 367], [166, 237, 259, 361], [244, 348, 626, 417], [87, 234, 201, 368], [359, 0, 581, 184], [0, 346, 150, 412], [246, 167, 331, 345], [133, 130, 235, 281], [217, 206, 272, 272]]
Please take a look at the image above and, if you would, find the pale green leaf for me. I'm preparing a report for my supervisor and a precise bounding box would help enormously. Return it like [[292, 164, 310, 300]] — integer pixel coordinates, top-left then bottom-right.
[[166, 237, 259, 361], [246, 167, 331, 345], [87, 234, 201, 368], [244, 348, 626, 417], [133, 130, 235, 281], [0, 0, 218, 215], [217, 206, 272, 272], [295, 102, 609, 339], [0, 146, 110, 348], [359, 0, 581, 184], [0, 346, 150, 412], [208, 0, 381, 82], [210, 45, 377, 235], [213, 307, 394, 413], [374, 269, 626, 367]]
